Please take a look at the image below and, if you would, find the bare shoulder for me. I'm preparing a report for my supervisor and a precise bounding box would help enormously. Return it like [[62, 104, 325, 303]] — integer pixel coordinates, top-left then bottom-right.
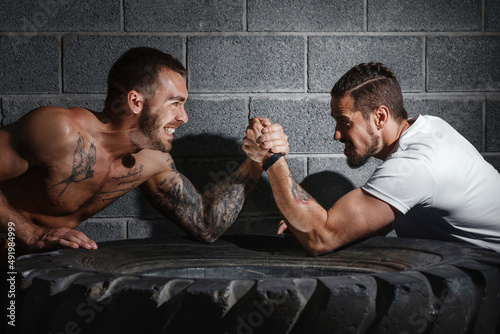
[[20, 106, 82, 131], [10, 106, 93, 164], [0, 107, 85, 179]]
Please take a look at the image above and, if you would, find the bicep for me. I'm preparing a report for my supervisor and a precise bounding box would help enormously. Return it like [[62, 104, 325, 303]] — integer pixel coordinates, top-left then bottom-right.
[[323, 188, 399, 246]]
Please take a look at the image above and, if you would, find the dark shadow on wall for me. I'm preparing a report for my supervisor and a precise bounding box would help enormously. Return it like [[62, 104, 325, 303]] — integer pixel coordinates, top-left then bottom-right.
[[300, 171, 355, 210], [170, 133, 245, 158]]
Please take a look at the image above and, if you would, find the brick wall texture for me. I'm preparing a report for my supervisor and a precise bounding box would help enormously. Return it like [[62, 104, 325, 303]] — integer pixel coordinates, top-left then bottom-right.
[[1, 0, 499, 242]]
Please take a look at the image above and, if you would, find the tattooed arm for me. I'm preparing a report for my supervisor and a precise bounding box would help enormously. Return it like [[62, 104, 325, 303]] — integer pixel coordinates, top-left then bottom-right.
[[244, 118, 397, 255], [141, 155, 262, 243]]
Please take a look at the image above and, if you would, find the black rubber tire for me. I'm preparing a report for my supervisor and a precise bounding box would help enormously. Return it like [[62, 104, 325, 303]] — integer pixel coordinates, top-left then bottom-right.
[[13, 235, 500, 334]]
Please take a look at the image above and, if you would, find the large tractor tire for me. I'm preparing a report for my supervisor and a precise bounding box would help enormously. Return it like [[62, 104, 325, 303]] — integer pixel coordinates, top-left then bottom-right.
[[13, 235, 500, 333]]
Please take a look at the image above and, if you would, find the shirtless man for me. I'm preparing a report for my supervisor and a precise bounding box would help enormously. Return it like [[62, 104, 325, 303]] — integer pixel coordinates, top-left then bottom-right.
[[0, 47, 289, 253]]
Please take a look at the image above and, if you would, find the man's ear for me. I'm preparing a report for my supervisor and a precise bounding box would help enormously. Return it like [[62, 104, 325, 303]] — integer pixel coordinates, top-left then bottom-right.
[[127, 90, 144, 115], [374, 105, 390, 130]]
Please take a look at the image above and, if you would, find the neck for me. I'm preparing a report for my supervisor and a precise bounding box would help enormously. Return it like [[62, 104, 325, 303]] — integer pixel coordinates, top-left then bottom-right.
[[101, 105, 127, 124], [96, 110, 145, 160], [101, 109, 114, 123], [376, 119, 410, 160]]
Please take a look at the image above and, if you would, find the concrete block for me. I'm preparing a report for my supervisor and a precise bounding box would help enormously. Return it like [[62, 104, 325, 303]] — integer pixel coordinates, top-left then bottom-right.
[[0, 0, 120, 32], [124, 0, 242, 32], [0, 36, 59, 93], [243, 156, 306, 215], [427, 37, 500, 91], [248, 0, 362, 32], [404, 97, 483, 150], [63, 35, 184, 93], [170, 97, 248, 157], [486, 98, 500, 152], [1, 97, 104, 125], [128, 219, 188, 239], [188, 36, 304, 93], [250, 97, 340, 153], [368, 0, 480, 32], [487, 0, 500, 31], [76, 219, 127, 242], [308, 36, 423, 93]]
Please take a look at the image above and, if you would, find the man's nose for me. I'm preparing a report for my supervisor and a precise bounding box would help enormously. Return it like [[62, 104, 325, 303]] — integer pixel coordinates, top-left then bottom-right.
[[334, 128, 342, 141], [177, 105, 188, 123]]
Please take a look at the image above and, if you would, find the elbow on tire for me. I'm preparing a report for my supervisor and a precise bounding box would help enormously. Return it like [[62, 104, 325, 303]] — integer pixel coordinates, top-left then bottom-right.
[[303, 229, 342, 256], [304, 243, 331, 256], [197, 234, 218, 244], [303, 237, 333, 256], [192, 226, 220, 244]]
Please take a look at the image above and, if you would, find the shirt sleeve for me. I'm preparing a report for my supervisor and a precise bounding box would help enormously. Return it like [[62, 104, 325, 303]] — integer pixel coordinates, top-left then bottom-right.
[[361, 154, 436, 214]]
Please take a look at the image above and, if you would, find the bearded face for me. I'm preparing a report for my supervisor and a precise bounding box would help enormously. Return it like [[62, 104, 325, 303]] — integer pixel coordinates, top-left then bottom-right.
[[345, 122, 379, 168], [138, 100, 172, 153], [135, 69, 188, 153]]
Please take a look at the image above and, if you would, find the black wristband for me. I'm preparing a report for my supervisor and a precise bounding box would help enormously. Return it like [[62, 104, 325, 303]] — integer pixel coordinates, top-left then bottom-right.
[[261, 153, 284, 171]]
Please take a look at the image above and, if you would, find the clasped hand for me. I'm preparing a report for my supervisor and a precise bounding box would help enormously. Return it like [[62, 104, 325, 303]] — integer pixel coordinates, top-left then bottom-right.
[[243, 117, 289, 163]]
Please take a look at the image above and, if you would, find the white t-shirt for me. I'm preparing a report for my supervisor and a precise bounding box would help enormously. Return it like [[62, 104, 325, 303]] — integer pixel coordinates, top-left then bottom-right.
[[362, 115, 500, 252]]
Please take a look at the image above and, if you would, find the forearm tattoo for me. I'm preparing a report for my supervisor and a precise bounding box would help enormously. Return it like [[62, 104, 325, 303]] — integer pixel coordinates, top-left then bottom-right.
[[288, 172, 314, 203], [157, 172, 207, 238], [53, 132, 96, 197], [203, 171, 248, 237], [150, 169, 254, 242]]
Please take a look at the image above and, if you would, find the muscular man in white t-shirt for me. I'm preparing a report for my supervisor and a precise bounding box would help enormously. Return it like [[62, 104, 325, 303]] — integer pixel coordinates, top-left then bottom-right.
[[363, 114, 500, 251], [243, 62, 500, 255]]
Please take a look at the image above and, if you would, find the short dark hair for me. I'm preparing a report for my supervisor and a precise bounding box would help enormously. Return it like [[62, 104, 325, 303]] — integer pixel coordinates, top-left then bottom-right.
[[330, 63, 407, 122], [105, 47, 187, 110]]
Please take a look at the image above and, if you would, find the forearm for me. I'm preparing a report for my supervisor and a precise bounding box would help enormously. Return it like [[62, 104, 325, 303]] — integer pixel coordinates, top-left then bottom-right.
[[145, 158, 262, 242], [201, 158, 262, 241], [266, 158, 338, 255]]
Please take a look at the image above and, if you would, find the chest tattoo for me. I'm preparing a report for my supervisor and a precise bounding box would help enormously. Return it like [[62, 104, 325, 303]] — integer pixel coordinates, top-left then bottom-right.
[[100, 165, 144, 202], [53, 133, 97, 197]]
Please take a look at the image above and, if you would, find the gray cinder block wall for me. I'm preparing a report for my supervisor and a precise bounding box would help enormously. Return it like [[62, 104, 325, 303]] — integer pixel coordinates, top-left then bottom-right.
[[1, 0, 499, 242]]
